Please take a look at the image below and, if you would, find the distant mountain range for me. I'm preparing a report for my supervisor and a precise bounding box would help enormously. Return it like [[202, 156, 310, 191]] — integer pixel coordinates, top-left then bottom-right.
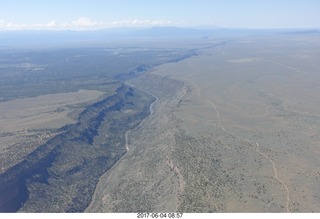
[[0, 27, 319, 48], [282, 29, 320, 34]]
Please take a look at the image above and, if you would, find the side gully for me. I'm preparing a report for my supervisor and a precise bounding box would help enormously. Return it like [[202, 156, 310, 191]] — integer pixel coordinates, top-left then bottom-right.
[[0, 84, 154, 212], [0, 43, 227, 212]]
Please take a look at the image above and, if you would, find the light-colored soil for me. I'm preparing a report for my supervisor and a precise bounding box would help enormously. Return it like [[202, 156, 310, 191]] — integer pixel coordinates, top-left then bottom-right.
[[86, 74, 187, 212], [0, 89, 104, 133], [88, 35, 320, 212], [0, 89, 105, 173], [149, 36, 320, 212]]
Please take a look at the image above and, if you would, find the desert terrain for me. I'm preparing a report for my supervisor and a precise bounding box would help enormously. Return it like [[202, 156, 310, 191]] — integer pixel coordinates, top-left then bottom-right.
[[87, 34, 320, 212], [1, 32, 319, 212], [0, 45, 194, 212]]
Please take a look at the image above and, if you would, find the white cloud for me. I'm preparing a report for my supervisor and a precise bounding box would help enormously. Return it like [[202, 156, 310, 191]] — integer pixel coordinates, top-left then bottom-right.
[[46, 20, 58, 28], [109, 19, 174, 27], [0, 19, 58, 30], [0, 18, 177, 30], [70, 17, 100, 27]]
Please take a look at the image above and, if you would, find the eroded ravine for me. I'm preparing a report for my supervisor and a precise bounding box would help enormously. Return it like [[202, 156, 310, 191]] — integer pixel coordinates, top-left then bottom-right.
[[85, 73, 187, 212], [0, 84, 155, 212]]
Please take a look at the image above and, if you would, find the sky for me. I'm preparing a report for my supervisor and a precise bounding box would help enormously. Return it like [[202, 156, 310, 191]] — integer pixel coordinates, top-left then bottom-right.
[[0, 0, 319, 30]]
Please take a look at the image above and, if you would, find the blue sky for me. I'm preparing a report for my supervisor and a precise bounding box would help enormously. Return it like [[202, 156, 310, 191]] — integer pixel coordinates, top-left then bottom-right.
[[0, 0, 319, 30]]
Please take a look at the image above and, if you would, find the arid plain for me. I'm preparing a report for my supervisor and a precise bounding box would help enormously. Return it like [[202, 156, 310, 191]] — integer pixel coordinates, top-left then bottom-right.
[[0, 90, 105, 174], [1, 33, 320, 212], [87, 35, 320, 212]]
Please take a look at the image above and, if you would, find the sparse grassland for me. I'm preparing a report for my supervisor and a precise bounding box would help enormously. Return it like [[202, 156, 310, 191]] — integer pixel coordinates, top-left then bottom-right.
[[2, 35, 320, 212], [153, 35, 320, 212], [88, 35, 320, 212], [0, 45, 196, 212]]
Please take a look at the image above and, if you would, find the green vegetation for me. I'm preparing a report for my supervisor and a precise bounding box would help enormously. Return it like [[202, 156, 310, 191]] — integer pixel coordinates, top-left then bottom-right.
[[0, 46, 195, 212], [0, 47, 194, 102], [0, 85, 155, 212]]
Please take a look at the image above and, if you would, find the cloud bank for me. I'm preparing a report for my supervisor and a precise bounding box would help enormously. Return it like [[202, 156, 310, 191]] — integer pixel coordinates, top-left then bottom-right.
[[0, 17, 176, 30]]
